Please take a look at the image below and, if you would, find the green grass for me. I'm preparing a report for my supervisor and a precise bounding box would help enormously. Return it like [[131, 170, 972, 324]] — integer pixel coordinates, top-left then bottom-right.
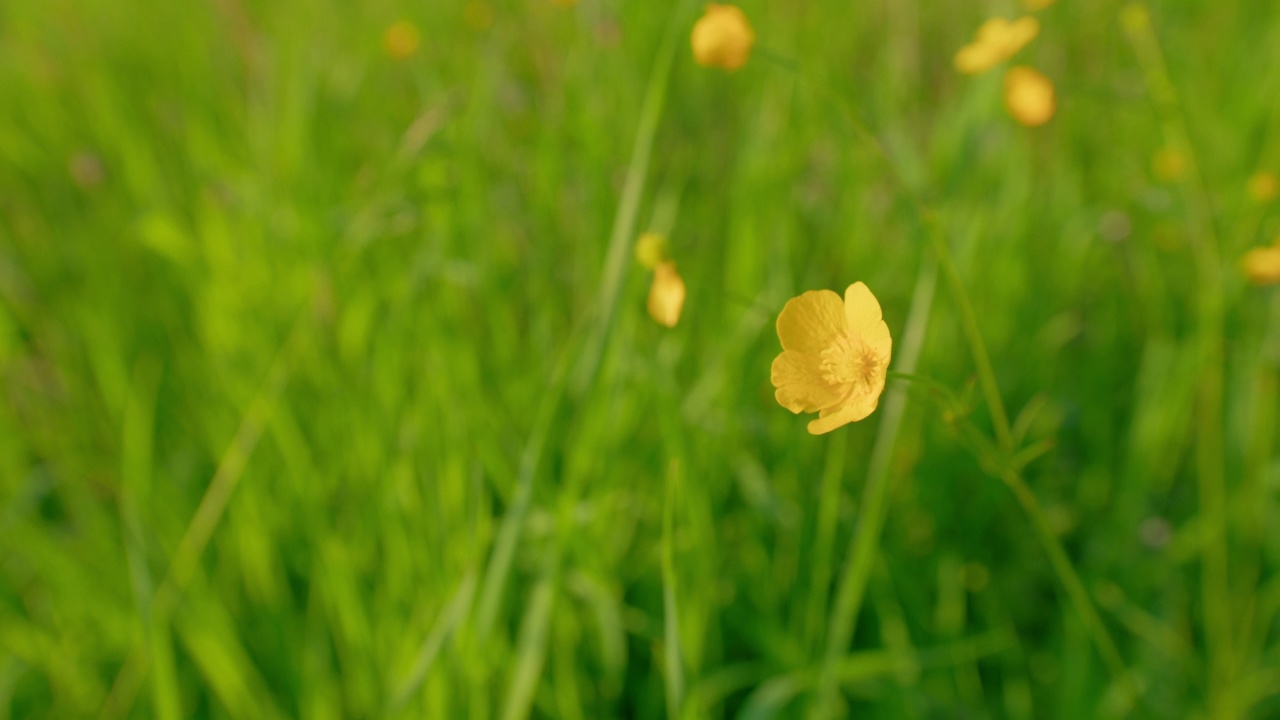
[[2, 0, 1280, 717]]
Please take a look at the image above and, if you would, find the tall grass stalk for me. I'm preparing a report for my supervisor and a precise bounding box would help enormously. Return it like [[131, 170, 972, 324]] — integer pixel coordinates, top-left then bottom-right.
[[1121, 5, 1232, 717], [100, 313, 308, 720]]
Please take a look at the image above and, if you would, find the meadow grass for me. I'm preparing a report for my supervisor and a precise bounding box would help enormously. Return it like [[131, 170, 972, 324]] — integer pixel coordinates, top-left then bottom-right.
[[1, 0, 1279, 717]]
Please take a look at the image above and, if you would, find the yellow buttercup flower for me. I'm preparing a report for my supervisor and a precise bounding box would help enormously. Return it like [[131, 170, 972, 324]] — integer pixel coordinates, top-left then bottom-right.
[[770, 283, 892, 435], [1003, 66, 1055, 126], [648, 261, 686, 327], [691, 3, 755, 72], [1248, 171, 1278, 203], [1242, 241, 1280, 285], [954, 16, 1039, 75], [384, 20, 421, 59]]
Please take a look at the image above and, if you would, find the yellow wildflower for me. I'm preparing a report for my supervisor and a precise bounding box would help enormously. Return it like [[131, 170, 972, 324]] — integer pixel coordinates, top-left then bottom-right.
[[1242, 241, 1280, 286], [691, 3, 755, 72], [770, 283, 892, 435], [1248, 171, 1278, 203], [954, 17, 1039, 75], [648, 261, 686, 327], [384, 20, 420, 59], [1003, 66, 1055, 126], [635, 232, 669, 270], [1151, 148, 1187, 182]]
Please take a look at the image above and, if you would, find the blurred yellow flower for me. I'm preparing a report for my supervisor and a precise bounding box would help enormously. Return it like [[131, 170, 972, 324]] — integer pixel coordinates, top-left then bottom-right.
[[1248, 171, 1278, 203], [1003, 66, 1055, 126], [1242, 242, 1280, 285], [770, 283, 892, 435], [691, 3, 755, 72], [384, 20, 420, 59], [635, 232, 669, 270], [1151, 148, 1187, 182], [648, 261, 686, 327], [954, 16, 1039, 75]]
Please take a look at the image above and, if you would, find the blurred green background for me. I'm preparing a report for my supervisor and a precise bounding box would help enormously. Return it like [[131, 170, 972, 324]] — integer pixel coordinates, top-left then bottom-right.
[[2, 0, 1279, 717]]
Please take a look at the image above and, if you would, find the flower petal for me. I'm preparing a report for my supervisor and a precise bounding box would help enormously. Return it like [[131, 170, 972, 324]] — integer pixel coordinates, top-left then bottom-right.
[[1003, 16, 1040, 53], [648, 261, 686, 327], [844, 282, 884, 335], [771, 351, 846, 414], [806, 396, 880, 435], [776, 289, 845, 354], [954, 42, 1002, 74]]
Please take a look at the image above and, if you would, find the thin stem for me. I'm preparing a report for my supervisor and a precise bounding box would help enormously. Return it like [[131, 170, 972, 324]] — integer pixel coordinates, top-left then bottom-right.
[[1002, 470, 1131, 687], [100, 311, 306, 720], [661, 460, 684, 719], [928, 231, 1014, 453], [803, 432, 847, 655]]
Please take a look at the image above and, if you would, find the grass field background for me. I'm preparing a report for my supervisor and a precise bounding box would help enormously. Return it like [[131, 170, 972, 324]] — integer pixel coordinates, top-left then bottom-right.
[[2, 0, 1279, 717]]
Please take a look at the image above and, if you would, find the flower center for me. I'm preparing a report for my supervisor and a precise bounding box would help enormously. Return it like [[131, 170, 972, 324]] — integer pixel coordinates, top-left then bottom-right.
[[819, 332, 882, 393]]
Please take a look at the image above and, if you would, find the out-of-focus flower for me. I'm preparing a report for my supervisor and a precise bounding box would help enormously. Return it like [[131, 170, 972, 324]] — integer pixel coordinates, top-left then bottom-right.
[[1242, 241, 1280, 285], [1248, 171, 1278, 203], [648, 261, 686, 327], [384, 20, 420, 59], [691, 3, 755, 72], [635, 232, 669, 270], [1003, 66, 1055, 126], [770, 282, 892, 435], [954, 16, 1039, 75], [1151, 148, 1187, 182]]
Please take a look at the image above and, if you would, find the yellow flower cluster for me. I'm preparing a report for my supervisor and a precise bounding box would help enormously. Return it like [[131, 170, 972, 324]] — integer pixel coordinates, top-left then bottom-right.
[[954, 12, 1056, 127]]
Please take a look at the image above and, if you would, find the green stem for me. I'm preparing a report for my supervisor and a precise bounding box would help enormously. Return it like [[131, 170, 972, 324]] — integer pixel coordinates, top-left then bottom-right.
[[804, 432, 848, 655], [928, 231, 1013, 453], [1002, 469, 1131, 686]]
